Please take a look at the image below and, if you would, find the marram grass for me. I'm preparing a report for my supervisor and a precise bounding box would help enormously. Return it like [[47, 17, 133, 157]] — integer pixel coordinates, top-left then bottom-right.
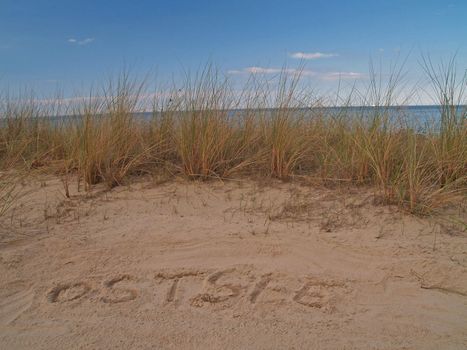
[[0, 64, 465, 216]]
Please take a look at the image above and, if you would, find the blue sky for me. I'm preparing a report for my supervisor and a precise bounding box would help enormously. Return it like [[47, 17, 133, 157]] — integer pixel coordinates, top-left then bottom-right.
[[1, 0, 466, 101]]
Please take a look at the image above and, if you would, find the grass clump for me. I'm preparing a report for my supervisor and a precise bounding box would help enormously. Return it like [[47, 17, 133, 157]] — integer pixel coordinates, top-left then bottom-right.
[[171, 67, 255, 179]]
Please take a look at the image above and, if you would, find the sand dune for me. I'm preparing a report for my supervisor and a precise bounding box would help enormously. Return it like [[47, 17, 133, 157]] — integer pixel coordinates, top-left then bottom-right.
[[1, 178, 466, 349]]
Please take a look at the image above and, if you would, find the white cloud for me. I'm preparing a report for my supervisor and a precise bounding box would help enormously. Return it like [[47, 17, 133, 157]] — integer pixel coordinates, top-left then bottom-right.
[[227, 66, 364, 81], [228, 66, 316, 76], [79, 38, 94, 45], [68, 37, 94, 45], [320, 72, 365, 81], [245, 67, 283, 74], [289, 52, 338, 60]]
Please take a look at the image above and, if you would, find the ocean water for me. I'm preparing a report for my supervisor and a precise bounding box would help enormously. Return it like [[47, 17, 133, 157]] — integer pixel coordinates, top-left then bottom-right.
[[144, 105, 466, 130], [147, 105, 464, 119], [297, 105, 466, 129], [1, 105, 465, 131]]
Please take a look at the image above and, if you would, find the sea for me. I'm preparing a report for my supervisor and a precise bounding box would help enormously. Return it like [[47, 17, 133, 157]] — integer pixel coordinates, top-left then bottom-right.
[[144, 105, 466, 130], [1, 105, 465, 130]]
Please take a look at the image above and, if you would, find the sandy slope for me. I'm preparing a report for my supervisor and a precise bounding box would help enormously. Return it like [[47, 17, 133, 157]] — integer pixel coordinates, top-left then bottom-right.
[[1, 177, 466, 349]]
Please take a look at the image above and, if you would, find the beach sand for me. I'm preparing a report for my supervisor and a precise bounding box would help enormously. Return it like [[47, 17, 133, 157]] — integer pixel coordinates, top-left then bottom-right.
[[1, 177, 466, 349]]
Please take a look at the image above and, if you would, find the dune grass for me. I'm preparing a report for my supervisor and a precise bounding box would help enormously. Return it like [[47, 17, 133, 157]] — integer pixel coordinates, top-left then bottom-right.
[[0, 61, 465, 216]]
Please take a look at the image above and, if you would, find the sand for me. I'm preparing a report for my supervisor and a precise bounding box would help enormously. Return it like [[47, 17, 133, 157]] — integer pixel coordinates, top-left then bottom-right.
[[1, 177, 466, 349]]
